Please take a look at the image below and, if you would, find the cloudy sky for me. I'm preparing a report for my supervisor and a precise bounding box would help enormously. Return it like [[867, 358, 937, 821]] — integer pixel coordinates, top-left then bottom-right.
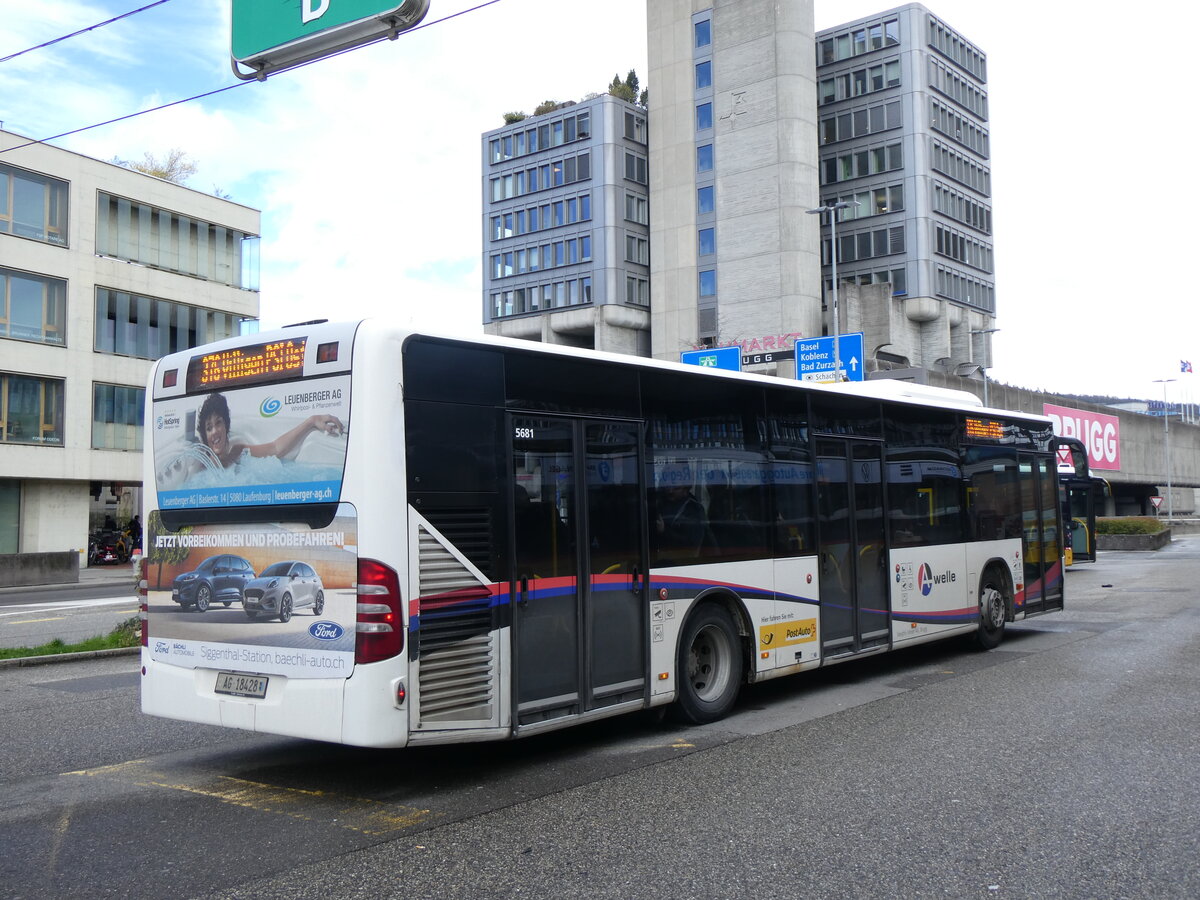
[[0, 0, 1194, 403]]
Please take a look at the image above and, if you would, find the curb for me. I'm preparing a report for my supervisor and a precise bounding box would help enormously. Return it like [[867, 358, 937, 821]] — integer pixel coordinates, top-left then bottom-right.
[[0, 646, 140, 670]]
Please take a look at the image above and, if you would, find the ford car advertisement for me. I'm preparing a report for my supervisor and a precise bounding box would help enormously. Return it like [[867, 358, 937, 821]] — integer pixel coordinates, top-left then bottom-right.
[[145, 505, 358, 679], [152, 375, 350, 510]]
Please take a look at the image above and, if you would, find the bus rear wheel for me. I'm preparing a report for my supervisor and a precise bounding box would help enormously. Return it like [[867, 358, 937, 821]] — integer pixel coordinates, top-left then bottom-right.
[[673, 603, 742, 724], [974, 569, 1008, 650]]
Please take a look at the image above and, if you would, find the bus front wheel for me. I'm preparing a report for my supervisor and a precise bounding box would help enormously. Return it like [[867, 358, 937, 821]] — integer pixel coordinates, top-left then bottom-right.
[[975, 569, 1008, 650], [673, 603, 742, 724]]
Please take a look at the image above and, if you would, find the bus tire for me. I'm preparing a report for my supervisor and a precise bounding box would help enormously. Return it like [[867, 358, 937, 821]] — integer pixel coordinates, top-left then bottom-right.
[[974, 568, 1008, 650], [194, 586, 211, 613], [278, 594, 293, 624], [673, 603, 742, 724]]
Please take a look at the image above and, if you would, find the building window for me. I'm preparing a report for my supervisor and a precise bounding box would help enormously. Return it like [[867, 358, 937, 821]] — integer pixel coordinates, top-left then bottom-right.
[[94, 288, 245, 359], [1, 267, 66, 346], [95, 193, 259, 290], [695, 19, 711, 48], [699, 269, 716, 297], [0, 162, 68, 246], [624, 153, 648, 185], [0, 372, 64, 446], [697, 144, 713, 172], [696, 61, 712, 90], [697, 186, 715, 215], [625, 193, 649, 225], [625, 235, 649, 265], [698, 227, 715, 256], [696, 102, 713, 131], [626, 275, 649, 305], [92, 383, 144, 451], [624, 112, 647, 143]]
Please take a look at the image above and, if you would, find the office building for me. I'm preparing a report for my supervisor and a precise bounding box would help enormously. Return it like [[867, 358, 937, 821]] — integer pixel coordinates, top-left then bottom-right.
[[481, 93, 651, 356], [0, 128, 260, 559], [815, 4, 995, 373]]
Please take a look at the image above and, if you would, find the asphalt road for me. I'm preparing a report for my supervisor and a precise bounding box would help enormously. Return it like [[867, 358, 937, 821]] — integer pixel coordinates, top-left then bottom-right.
[[0, 566, 138, 650], [1, 540, 1197, 899]]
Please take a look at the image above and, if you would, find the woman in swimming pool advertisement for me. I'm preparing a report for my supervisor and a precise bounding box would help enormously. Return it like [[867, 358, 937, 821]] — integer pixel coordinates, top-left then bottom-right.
[[153, 379, 351, 509], [197, 392, 344, 468]]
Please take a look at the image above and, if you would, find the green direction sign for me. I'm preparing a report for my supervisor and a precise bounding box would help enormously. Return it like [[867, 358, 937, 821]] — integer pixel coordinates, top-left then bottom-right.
[[231, 0, 429, 76]]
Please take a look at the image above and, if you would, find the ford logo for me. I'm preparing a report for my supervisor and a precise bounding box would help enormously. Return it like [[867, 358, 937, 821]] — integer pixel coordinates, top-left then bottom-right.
[[309, 621, 344, 641]]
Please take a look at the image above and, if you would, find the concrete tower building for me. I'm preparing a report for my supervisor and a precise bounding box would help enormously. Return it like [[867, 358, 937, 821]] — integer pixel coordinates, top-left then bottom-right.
[[647, 0, 822, 371], [647, 1, 995, 376]]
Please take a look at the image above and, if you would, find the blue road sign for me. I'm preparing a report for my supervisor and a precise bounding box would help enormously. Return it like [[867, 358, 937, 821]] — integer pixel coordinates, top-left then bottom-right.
[[796, 333, 865, 382], [680, 346, 742, 372]]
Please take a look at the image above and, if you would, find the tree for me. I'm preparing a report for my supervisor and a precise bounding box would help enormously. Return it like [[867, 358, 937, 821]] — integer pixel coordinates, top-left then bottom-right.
[[533, 99, 560, 116], [502, 111, 527, 124], [608, 69, 647, 107], [111, 148, 198, 184]]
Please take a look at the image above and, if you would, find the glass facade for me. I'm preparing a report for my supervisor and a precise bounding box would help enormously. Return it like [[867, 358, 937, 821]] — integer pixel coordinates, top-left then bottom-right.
[[0, 162, 68, 246], [0, 372, 64, 446], [94, 288, 245, 359], [95, 193, 259, 290], [1, 267, 66, 346], [92, 383, 145, 451]]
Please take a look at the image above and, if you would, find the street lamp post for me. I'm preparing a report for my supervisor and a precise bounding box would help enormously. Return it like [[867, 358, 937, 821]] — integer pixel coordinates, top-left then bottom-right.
[[1153, 378, 1176, 521], [969, 328, 1000, 406], [807, 201, 854, 381]]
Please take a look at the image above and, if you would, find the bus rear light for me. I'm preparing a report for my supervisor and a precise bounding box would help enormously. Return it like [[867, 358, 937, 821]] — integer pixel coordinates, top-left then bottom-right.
[[355, 558, 403, 664], [138, 556, 149, 647]]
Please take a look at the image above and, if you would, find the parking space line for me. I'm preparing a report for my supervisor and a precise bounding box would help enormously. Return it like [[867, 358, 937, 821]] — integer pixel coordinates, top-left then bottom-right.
[[67, 760, 432, 835]]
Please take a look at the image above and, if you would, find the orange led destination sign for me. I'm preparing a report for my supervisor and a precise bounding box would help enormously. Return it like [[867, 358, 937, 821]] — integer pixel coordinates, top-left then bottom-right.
[[964, 417, 1006, 440], [186, 338, 307, 392]]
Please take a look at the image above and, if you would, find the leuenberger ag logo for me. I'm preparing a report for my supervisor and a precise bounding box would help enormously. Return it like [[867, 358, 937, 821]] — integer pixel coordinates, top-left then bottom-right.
[[259, 397, 282, 417], [918, 563, 956, 596]]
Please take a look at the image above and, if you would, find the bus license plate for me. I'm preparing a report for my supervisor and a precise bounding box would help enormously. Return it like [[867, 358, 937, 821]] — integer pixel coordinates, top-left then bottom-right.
[[214, 672, 268, 699]]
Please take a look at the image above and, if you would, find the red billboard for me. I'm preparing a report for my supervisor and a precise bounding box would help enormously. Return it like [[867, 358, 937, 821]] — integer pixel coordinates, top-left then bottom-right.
[[1043, 403, 1121, 471]]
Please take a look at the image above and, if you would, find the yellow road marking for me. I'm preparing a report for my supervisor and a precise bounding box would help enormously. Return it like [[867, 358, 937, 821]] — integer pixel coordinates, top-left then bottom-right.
[[67, 760, 431, 835], [8, 617, 66, 625]]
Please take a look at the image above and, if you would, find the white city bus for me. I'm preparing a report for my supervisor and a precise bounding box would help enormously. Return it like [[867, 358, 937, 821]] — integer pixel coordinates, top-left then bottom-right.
[[140, 320, 1063, 747]]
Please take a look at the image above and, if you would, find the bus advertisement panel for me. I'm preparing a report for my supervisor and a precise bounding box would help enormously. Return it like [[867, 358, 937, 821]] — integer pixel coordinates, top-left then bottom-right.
[[144, 504, 358, 681], [152, 376, 350, 510]]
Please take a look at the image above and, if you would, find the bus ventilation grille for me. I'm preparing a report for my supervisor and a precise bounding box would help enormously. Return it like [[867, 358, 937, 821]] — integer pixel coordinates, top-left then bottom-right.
[[416, 523, 495, 725], [419, 508, 493, 579]]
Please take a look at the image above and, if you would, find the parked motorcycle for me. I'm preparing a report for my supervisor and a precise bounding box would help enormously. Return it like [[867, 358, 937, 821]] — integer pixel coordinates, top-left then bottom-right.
[[88, 529, 127, 566]]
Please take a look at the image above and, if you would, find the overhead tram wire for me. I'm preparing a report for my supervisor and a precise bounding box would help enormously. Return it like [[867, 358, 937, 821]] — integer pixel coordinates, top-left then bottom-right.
[[0, 0, 176, 65], [0, 0, 505, 156]]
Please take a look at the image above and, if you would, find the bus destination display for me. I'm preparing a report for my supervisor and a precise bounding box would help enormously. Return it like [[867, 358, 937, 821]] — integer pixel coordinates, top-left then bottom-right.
[[186, 338, 307, 391], [964, 417, 1006, 441]]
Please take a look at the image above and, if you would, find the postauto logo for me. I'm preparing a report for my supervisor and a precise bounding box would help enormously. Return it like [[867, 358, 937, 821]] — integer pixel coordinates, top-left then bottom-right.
[[918, 563, 956, 596], [259, 396, 282, 418]]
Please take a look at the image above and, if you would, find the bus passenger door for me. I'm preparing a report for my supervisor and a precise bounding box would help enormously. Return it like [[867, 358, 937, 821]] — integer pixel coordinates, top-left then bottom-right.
[[510, 416, 647, 727], [816, 439, 889, 656], [1020, 456, 1063, 614]]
